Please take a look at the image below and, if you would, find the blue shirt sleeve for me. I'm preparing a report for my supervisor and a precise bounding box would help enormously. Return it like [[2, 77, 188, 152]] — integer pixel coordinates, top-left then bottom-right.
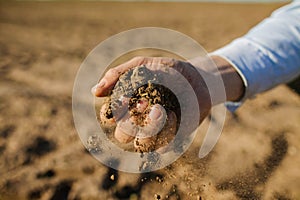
[[212, 2, 300, 112]]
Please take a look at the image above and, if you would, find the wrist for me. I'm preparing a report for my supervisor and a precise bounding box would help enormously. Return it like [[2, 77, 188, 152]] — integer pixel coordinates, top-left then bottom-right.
[[210, 55, 245, 102]]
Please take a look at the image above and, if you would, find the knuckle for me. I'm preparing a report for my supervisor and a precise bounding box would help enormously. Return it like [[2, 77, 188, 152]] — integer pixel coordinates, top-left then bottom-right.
[[132, 56, 144, 61], [131, 56, 147, 65], [106, 68, 119, 77]]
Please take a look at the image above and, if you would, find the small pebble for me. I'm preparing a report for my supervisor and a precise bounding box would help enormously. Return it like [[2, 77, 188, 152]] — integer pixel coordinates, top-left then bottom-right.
[[110, 174, 114, 181]]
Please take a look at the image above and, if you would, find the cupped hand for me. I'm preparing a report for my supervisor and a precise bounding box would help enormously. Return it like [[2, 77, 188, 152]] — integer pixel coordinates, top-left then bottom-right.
[[92, 57, 212, 152]]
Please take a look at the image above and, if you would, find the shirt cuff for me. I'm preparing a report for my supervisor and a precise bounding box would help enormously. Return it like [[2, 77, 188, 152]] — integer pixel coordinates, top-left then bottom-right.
[[211, 39, 258, 112]]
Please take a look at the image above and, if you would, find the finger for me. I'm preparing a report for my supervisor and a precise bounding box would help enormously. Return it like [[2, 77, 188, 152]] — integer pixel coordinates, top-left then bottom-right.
[[134, 104, 167, 152], [135, 98, 149, 113], [114, 113, 138, 144], [129, 98, 149, 117], [156, 111, 177, 154], [110, 95, 130, 121], [137, 104, 167, 139], [91, 57, 149, 97], [134, 136, 157, 153], [99, 103, 116, 129]]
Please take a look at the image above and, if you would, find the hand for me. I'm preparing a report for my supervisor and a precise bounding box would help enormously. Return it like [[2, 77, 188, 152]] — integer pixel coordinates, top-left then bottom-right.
[[92, 56, 244, 152]]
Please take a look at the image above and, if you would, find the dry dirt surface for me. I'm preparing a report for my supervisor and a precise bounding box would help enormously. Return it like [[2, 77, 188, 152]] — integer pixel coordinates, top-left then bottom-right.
[[1, 2, 300, 200]]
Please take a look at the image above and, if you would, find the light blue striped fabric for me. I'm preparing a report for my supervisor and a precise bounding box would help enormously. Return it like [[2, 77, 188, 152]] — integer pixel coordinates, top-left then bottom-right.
[[212, 1, 300, 111]]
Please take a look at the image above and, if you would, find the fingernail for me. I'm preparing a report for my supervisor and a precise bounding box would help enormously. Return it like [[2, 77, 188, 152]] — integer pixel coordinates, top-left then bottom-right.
[[91, 80, 106, 94], [149, 106, 162, 120], [91, 84, 98, 95]]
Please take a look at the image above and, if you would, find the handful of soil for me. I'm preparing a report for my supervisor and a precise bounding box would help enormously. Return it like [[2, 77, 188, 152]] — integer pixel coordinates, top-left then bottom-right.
[[100, 65, 180, 152]]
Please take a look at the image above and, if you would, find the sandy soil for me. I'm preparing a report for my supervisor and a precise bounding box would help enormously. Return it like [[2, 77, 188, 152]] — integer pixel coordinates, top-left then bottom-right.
[[0, 1, 300, 200]]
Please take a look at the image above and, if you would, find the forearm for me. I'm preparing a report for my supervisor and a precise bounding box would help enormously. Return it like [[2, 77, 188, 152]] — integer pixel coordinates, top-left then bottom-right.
[[211, 55, 245, 102]]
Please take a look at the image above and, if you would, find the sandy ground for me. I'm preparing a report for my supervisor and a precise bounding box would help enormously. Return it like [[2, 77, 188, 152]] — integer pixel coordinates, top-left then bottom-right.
[[1, 1, 300, 200]]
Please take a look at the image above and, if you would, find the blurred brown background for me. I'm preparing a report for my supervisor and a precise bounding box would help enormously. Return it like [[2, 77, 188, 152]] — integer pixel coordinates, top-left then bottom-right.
[[0, 2, 300, 200]]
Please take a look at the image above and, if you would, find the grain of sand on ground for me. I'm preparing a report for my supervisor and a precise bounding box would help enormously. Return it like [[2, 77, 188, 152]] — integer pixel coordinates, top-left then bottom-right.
[[0, 2, 300, 200]]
